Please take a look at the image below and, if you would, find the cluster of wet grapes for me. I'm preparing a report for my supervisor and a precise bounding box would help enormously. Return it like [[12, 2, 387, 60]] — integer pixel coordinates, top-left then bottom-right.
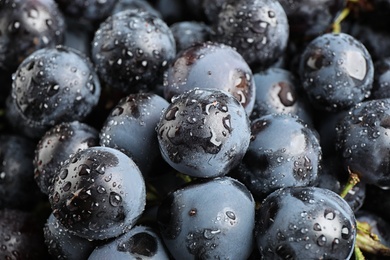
[[2, 0, 390, 259]]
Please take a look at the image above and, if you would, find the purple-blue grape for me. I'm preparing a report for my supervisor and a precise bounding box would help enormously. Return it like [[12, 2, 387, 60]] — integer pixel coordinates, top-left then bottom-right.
[[255, 186, 357, 259], [157, 88, 251, 178], [0, 0, 65, 72], [91, 9, 176, 94], [157, 177, 255, 259], [100, 93, 169, 177], [6, 45, 101, 139], [211, 0, 289, 68], [48, 146, 146, 240], [34, 121, 99, 195], [299, 32, 374, 112], [163, 41, 256, 115]]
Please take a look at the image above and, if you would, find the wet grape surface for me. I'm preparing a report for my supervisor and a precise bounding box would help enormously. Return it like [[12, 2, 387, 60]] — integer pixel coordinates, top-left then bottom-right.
[[1, 1, 390, 259]]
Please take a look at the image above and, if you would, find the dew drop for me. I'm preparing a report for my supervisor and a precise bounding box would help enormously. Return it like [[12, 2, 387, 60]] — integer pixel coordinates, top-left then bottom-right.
[[59, 169, 68, 180], [317, 235, 327, 247], [313, 223, 322, 231], [187, 117, 197, 124], [332, 238, 340, 250], [78, 164, 91, 176], [53, 192, 60, 203], [97, 185, 106, 194], [104, 174, 112, 182], [203, 229, 221, 239], [324, 209, 336, 220], [95, 164, 106, 174], [109, 192, 122, 207], [226, 211, 236, 220], [341, 226, 350, 239], [62, 182, 71, 192]]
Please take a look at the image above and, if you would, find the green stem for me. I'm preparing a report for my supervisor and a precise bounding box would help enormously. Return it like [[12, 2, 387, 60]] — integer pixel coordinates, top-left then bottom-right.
[[354, 244, 365, 260], [340, 169, 360, 198], [356, 221, 390, 256]]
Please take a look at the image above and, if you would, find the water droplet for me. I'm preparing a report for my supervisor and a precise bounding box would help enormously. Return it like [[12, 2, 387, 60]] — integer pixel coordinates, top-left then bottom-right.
[[313, 223, 322, 231], [97, 185, 106, 194], [95, 164, 106, 174], [78, 164, 91, 176], [372, 131, 381, 138], [341, 226, 350, 239], [62, 182, 71, 192], [46, 19, 53, 27], [53, 192, 60, 203], [203, 229, 221, 239], [109, 192, 122, 206], [317, 235, 327, 247], [47, 84, 60, 96], [59, 169, 68, 180], [187, 117, 197, 124], [27, 8, 39, 18], [71, 156, 79, 163], [104, 174, 112, 182], [324, 209, 336, 220], [165, 106, 179, 120], [332, 238, 340, 250], [226, 211, 236, 220]]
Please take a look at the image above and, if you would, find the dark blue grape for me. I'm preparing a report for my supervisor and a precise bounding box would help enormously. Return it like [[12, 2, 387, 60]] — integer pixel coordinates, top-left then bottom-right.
[[250, 67, 313, 125], [44, 213, 96, 260], [211, 0, 289, 68], [234, 113, 322, 199], [34, 121, 99, 195], [169, 21, 212, 53], [299, 32, 374, 112], [0, 208, 48, 259], [372, 57, 390, 99], [55, 0, 117, 23], [88, 225, 170, 259], [163, 41, 256, 115], [278, 0, 346, 37], [157, 177, 255, 259], [48, 146, 146, 240], [255, 186, 356, 259], [111, 0, 161, 18], [91, 9, 176, 93], [100, 93, 169, 177], [336, 98, 390, 188], [0, 0, 65, 72], [6, 45, 101, 139], [157, 88, 251, 178], [0, 134, 42, 210]]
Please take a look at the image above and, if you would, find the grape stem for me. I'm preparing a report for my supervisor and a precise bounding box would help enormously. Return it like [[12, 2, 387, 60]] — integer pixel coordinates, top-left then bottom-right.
[[340, 169, 390, 259], [332, 8, 350, 33], [356, 221, 390, 257], [339, 167, 360, 199]]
